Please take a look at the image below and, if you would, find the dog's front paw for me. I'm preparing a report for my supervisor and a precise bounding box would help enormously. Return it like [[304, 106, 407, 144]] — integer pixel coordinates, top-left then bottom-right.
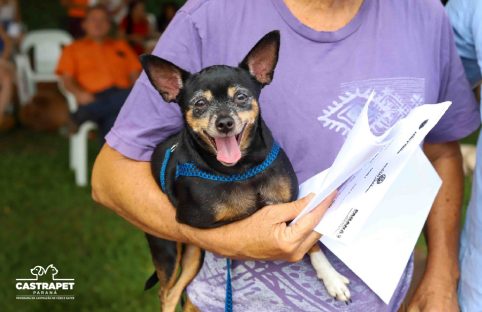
[[309, 249, 351, 303], [319, 269, 351, 303]]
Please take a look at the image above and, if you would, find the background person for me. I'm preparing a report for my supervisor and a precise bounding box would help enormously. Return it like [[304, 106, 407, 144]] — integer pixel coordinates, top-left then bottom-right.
[[56, 5, 140, 141], [0, 0, 22, 46], [446, 0, 482, 310], [61, 0, 89, 38], [96, 0, 128, 25], [156, 1, 178, 34], [0, 24, 13, 128], [119, 0, 152, 54], [92, 0, 480, 311]]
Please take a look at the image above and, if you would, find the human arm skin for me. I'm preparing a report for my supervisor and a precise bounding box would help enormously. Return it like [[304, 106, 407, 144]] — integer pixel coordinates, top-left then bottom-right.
[[408, 141, 463, 312], [91, 144, 333, 261], [0, 27, 12, 61], [60, 75, 95, 105], [129, 71, 140, 86]]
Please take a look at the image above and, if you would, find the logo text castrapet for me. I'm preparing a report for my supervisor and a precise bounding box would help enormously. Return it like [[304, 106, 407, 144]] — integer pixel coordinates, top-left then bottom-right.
[[15, 264, 75, 300]]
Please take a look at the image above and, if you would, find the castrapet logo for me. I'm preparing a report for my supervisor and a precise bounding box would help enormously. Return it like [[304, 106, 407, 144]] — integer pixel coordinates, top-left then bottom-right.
[[15, 264, 75, 300]]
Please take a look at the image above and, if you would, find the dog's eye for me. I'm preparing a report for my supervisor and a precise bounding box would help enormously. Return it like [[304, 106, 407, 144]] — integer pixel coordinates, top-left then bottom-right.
[[234, 92, 248, 104], [194, 99, 207, 108]]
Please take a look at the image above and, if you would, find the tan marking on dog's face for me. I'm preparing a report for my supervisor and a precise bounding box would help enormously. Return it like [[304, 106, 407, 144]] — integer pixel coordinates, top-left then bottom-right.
[[214, 188, 257, 223], [227, 86, 236, 98], [236, 99, 259, 152], [202, 90, 213, 101], [259, 176, 293, 204], [185, 109, 216, 153]]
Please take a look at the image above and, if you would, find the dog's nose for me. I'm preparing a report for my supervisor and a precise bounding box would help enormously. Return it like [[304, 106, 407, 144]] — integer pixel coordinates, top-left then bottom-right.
[[216, 116, 235, 133]]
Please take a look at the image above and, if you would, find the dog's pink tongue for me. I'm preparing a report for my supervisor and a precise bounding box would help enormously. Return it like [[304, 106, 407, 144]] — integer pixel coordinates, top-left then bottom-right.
[[215, 136, 241, 164]]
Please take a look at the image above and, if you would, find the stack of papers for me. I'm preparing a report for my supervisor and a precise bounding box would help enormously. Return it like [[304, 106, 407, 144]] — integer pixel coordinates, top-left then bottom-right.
[[294, 93, 451, 303]]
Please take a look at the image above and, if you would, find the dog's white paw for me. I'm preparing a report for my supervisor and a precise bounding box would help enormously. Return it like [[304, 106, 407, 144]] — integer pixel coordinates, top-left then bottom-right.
[[319, 269, 351, 302], [309, 249, 351, 303]]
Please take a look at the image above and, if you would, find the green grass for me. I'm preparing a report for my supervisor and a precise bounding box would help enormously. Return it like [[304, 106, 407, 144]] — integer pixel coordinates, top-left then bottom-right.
[[0, 129, 159, 312]]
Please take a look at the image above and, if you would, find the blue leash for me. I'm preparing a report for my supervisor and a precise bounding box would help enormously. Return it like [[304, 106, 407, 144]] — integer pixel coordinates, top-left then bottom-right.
[[159, 142, 281, 312], [225, 258, 233, 312]]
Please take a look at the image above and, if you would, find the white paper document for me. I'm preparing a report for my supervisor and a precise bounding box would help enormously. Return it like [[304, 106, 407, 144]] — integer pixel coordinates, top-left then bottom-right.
[[295, 97, 451, 303]]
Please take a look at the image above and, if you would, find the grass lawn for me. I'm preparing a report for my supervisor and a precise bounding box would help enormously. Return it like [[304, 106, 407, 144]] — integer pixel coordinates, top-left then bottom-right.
[[0, 127, 478, 311], [0, 129, 159, 312]]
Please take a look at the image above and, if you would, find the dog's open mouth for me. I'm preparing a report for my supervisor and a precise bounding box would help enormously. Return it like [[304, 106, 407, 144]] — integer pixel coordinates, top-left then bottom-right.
[[204, 125, 245, 166]]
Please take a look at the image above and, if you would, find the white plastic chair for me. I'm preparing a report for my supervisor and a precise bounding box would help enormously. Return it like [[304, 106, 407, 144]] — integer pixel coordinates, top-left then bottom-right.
[[15, 30, 73, 105], [15, 29, 96, 187], [58, 83, 97, 187]]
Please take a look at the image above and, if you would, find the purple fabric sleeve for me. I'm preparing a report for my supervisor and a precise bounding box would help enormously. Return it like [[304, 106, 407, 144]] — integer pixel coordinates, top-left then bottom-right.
[[106, 10, 202, 161], [426, 10, 480, 143]]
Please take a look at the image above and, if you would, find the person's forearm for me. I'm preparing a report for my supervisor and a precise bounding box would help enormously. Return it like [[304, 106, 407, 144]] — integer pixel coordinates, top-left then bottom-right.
[[423, 141, 463, 285], [61, 76, 87, 96], [92, 144, 188, 241], [0, 30, 12, 60], [129, 71, 140, 85]]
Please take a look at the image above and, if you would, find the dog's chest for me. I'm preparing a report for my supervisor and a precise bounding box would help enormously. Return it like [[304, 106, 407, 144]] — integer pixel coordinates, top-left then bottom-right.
[[173, 169, 294, 228]]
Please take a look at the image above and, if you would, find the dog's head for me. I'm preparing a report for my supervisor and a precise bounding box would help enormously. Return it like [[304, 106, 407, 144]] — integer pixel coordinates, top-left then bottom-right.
[[30, 266, 44, 277], [141, 31, 280, 166]]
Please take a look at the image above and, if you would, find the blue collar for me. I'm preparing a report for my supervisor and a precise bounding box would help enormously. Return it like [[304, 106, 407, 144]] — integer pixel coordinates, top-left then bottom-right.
[[160, 142, 281, 192]]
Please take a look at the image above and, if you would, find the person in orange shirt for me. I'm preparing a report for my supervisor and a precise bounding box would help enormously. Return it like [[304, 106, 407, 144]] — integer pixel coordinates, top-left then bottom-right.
[[56, 4, 141, 140]]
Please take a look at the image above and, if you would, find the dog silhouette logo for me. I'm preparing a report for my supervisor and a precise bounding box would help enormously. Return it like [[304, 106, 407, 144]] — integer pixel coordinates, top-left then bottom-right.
[[28, 264, 59, 280]]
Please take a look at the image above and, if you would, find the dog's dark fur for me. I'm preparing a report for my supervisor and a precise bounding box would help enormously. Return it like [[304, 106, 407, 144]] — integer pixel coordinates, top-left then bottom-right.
[[141, 31, 298, 311]]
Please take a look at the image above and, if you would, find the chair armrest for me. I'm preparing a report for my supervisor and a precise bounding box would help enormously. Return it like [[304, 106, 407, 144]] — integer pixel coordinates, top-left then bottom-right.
[[57, 79, 78, 113], [14, 53, 36, 105]]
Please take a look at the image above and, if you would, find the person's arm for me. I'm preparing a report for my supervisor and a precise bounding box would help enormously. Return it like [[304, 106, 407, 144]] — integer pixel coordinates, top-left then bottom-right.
[[12, 0, 20, 22], [56, 45, 95, 105], [0, 27, 12, 60], [121, 41, 142, 85], [408, 141, 463, 311], [60, 75, 95, 105], [92, 144, 332, 261], [128, 72, 140, 85]]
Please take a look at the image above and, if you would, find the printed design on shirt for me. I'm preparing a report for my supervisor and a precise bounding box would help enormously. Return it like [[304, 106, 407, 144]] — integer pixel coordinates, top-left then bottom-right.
[[188, 252, 376, 311], [317, 77, 425, 136]]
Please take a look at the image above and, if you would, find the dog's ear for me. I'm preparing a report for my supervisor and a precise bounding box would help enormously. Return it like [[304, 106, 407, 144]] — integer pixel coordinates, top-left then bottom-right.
[[239, 30, 280, 86], [140, 54, 190, 103]]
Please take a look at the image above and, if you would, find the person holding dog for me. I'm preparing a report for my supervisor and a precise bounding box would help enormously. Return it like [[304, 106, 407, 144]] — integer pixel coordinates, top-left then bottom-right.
[[56, 4, 141, 140], [446, 0, 482, 310], [92, 0, 480, 311]]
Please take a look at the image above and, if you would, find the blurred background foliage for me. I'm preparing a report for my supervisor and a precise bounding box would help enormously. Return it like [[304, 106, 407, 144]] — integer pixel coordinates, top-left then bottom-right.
[[18, 0, 185, 31]]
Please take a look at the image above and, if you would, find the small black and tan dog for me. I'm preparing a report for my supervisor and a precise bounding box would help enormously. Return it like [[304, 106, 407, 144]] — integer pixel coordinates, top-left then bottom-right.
[[141, 31, 350, 312]]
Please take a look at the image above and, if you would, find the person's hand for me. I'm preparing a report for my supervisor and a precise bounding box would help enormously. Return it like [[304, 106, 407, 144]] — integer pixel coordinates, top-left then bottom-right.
[[408, 275, 459, 312], [75, 91, 95, 106], [183, 192, 336, 261]]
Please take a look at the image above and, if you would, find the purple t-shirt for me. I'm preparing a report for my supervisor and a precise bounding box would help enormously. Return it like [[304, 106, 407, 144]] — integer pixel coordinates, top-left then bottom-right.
[[107, 0, 480, 311]]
